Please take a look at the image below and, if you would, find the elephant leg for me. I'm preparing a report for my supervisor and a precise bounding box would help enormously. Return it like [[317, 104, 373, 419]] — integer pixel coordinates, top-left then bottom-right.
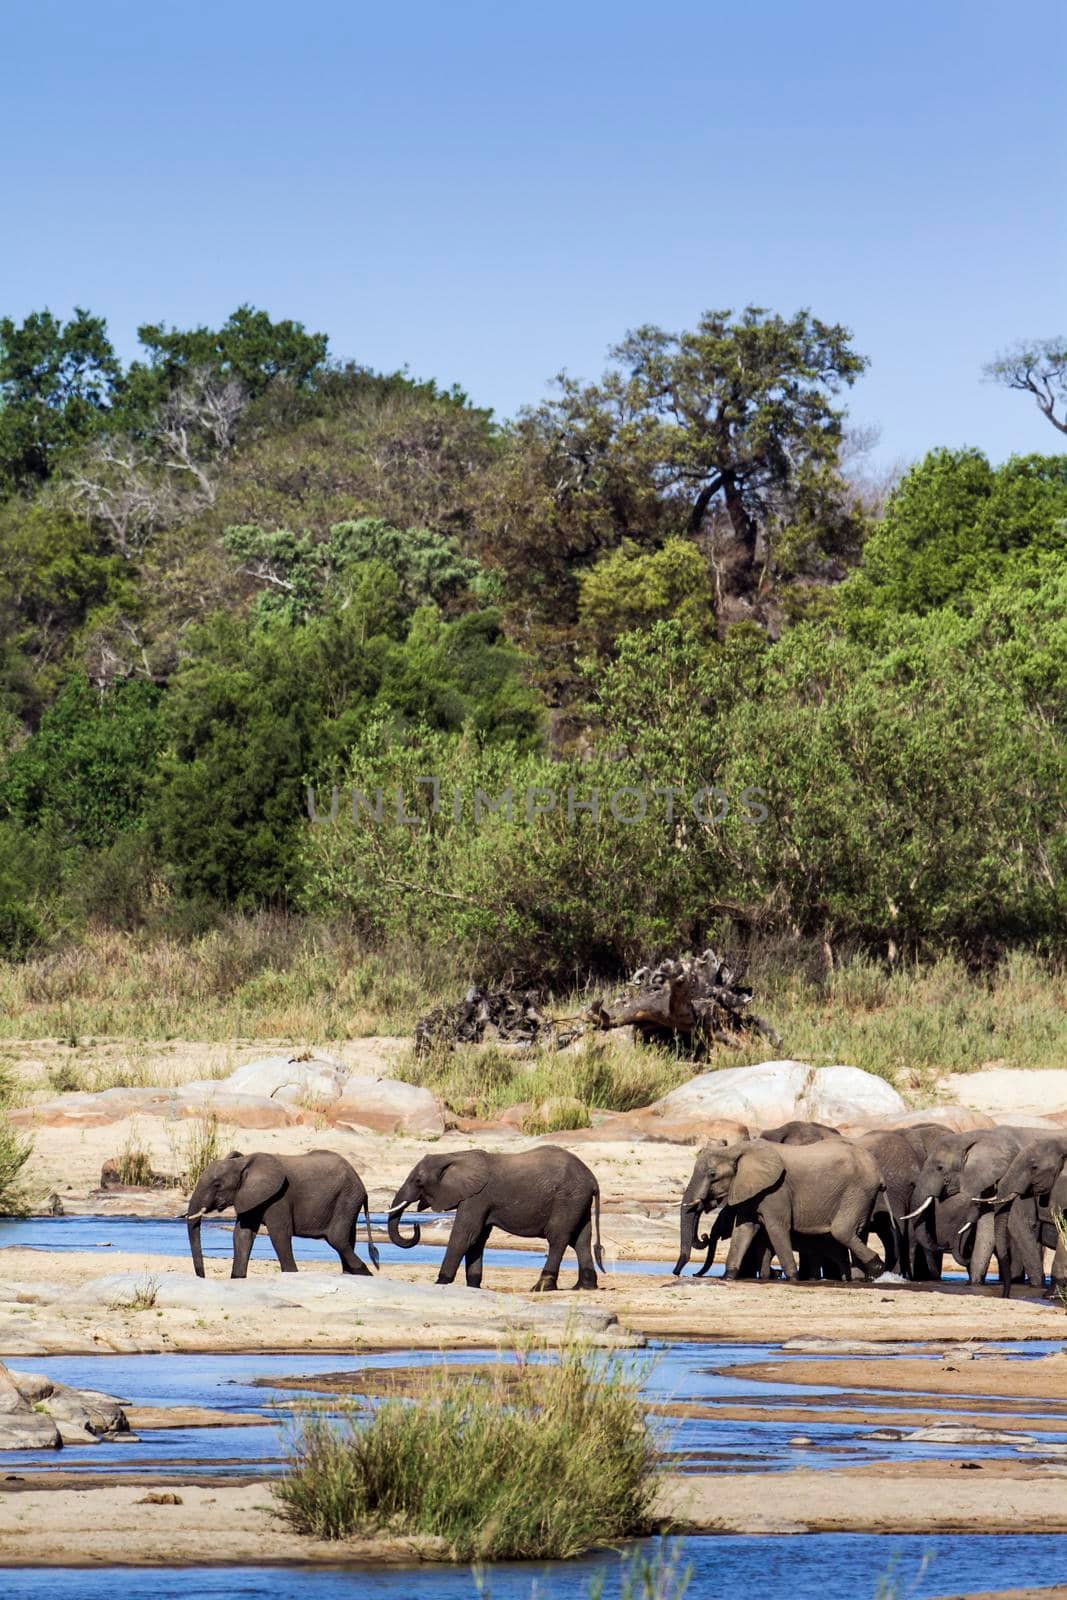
[[1007, 1200, 1045, 1294], [830, 1207, 883, 1278], [437, 1205, 486, 1285], [327, 1214, 371, 1275], [463, 1224, 493, 1289], [759, 1208, 799, 1282], [570, 1217, 599, 1290], [265, 1221, 298, 1273], [231, 1219, 259, 1279], [532, 1234, 567, 1292], [723, 1219, 760, 1280]]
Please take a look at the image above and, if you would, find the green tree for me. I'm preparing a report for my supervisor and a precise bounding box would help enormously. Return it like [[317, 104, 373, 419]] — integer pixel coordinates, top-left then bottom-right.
[[844, 449, 1067, 619], [986, 338, 1067, 434], [120, 305, 328, 424], [0, 308, 122, 490], [544, 306, 867, 600], [577, 537, 713, 653], [0, 674, 162, 850]]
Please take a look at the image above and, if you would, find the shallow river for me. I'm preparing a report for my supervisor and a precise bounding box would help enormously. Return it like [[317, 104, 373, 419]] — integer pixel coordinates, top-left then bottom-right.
[[2, 1217, 1066, 1597]]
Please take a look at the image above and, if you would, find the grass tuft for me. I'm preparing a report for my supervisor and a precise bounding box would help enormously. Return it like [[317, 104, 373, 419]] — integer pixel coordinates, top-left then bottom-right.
[[274, 1342, 659, 1560], [171, 1113, 224, 1189], [115, 1124, 155, 1187]]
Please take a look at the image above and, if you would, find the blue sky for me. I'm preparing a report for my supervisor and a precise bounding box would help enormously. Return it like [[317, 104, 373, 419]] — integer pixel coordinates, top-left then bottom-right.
[[2, 0, 1063, 467]]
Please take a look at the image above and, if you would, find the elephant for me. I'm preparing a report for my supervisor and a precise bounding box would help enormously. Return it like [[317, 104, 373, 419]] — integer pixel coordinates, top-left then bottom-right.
[[387, 1146, 604, 1291], [761, 1120, 842, 1145], [673, 1142, 776, 1278], [676, 1138, 887, 1282], [903, 1127, 1032, 1284], [992, 1135, 1067, 1299], [184, 1149, 378, 1278]]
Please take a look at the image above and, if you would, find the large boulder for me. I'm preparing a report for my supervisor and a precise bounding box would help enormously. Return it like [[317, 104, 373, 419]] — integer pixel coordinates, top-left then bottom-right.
[[0, 1360, 130, 1450], [639, 1060, 905, 1137], [221, 1054, 347, 1108], [331, 1073, 445, 1136]]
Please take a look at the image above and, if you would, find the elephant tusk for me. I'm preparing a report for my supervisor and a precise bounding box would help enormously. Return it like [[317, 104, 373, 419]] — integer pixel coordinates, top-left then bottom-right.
[[185, 1209, 206, 1223], [386, 1203, 409, 1217], [900, 1197, 933, 1222], [958, 1220, 973, 1236]]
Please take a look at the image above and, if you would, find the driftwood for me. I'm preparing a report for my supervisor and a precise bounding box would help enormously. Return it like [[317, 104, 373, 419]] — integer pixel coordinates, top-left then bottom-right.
[[415, 949, 780, 1059], [414, 986, 582, 1054], [586, 949, 781, 1056]]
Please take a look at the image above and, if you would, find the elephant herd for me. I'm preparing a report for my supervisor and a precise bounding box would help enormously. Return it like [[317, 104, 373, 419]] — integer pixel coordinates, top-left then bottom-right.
[[181, 1125, 1067, 1298], [674, 1121, 1067, 1297]]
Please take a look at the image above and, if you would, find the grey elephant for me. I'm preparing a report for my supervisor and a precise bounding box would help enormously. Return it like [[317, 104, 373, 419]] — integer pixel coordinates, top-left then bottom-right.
[[387, 1146, 603, 1291], [760, 1121, 913, 1275], [993, 1135, 1067, 1299], [677, 1138, 887, 1281], [903, 1127, 1031, 1283], [184, 1149, 378, 1278]]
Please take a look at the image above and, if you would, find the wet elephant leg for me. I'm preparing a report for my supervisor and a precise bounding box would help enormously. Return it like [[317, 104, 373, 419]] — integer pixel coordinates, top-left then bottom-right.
[[967, 1211, 995, 1285], [533, 1234, 568, 1292], [723, 1219, 760, 1280], [231, 1219, 259, 1278], [437, 1204, 487, 1285]]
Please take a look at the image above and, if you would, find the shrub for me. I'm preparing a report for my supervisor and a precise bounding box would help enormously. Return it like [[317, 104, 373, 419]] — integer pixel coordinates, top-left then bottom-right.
[[115, 1125, 154, 1187], [172, 1114, 223, 1188], [274, 1343, 659, 1559]]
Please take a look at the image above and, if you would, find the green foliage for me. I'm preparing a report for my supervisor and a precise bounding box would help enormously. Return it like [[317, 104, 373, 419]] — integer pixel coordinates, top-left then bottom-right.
[[1, 674, 161, 851], [153, 598, 540, 906], [0, 308, 122, 490], [120, 304, 328, 423], [274, 1343, 658, 1559], [577, 537, 713, 653], [224, 516, 487, 623], [843, 449, 1067, 618]]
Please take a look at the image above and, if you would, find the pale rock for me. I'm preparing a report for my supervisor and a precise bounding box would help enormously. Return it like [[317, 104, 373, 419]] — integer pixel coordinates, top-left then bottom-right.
[[640, 1060, 904, 1132], [332, 1073, 445, 1136], [222, 1054, 347, 1107]]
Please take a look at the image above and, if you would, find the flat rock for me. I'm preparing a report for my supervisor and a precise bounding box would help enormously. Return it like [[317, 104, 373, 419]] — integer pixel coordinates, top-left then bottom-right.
[[0, 1411, 61, 1449]]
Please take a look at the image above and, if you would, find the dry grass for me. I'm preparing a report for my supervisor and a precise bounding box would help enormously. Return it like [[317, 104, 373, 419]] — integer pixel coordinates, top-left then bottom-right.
[[0, 922, 1061, 1101]]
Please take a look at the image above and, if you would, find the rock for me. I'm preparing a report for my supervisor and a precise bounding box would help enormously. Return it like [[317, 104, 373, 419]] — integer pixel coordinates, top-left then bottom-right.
[[55, 1420, 100, 1445], [497, 1102, 535, 1129], [10, 1085, 297, 1131], [0, 1412, 61, 1449], [331, 1074, 445, 1136], [638, 1061, 905, 1132], [904, 1426, 1035, 1445], [0, 1363, 24, 1414], [222, 1054, 346, 1108]]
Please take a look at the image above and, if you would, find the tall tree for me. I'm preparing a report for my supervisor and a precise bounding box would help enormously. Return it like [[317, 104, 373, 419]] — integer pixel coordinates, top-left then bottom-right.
[[544, 307, 867, 599], [121, 305, 328, 423], [0, 308, 122, 491], [985, 339, 1067, 435]]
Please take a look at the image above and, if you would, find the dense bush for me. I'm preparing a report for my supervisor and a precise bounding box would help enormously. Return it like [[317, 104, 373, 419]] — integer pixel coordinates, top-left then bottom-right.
[[274, 1343, 658, 1559]]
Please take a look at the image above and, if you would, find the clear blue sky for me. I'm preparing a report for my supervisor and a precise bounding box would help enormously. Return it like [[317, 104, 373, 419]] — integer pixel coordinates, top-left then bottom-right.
[[3, 0, 1063, 467]]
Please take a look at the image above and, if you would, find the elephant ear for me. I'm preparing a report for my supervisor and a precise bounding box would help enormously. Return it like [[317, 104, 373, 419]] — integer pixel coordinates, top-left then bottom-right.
[[728, 1141, 785, 1207], [234, 1153, 286, 1213], [424, 1151, 491, 1210], [963, 1145, 1007, 1196]]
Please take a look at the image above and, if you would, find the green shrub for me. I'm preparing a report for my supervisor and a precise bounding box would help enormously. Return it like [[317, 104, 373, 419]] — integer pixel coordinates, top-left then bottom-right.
[[274, 1343, 659, 1559]]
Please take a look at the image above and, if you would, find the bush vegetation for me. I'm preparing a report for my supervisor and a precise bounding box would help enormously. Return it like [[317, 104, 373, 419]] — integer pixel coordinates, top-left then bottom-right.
[[0, 299, 1062, 1042], [0, 1062, 31, 1211], [274, 1342, 659, 1560]]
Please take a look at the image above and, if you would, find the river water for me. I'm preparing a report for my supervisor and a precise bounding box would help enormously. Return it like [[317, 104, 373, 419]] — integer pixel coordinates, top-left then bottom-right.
[[2, 1219, 1065, 1596]]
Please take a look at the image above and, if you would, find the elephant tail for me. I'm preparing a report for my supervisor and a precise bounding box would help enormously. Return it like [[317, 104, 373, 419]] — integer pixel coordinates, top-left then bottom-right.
[[363, 1197, 380, 1270], [593, 1184, 604, 1274]]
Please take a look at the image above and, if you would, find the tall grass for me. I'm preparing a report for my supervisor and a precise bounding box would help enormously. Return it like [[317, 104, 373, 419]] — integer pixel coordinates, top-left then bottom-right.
[[0, 1063, 32, 1213], [170, 1114, 226, 1188], [402, 1038, 692, 1120], [115, 1123, 155, 1186], [274, 1343, 659, 1560], [0, 919, 1062, 1098]]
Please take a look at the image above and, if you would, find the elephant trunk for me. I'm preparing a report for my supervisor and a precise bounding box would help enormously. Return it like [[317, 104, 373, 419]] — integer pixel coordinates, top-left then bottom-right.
[[187, 1213, 206, 1278], [387, 1199, 421, 1250], [673, 1203, 705, 1276]]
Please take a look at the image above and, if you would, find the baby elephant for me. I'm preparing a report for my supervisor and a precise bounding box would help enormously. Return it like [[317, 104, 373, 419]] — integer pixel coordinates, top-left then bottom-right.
[[387, 1146, 604, 1291], [184, 1148, 379, 1278]]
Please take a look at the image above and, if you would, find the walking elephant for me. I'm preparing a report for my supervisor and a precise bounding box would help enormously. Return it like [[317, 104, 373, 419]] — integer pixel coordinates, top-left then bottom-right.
[[993, 1135, 1067, 1299], [676, 1138, 887, 1282], [387, 1146, 603, 1291], [184, 1149, 378, 1278], [904, 1127, 1031, 1284]]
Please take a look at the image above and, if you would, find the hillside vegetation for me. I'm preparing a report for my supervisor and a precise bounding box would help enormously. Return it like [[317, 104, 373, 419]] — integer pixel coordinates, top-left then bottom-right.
[[0, 302, 1062, 1008]]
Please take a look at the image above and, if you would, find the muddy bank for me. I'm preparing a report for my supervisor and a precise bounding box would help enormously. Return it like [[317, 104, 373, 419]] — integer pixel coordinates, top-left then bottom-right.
[[738, 1352, 1067, 1402]]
